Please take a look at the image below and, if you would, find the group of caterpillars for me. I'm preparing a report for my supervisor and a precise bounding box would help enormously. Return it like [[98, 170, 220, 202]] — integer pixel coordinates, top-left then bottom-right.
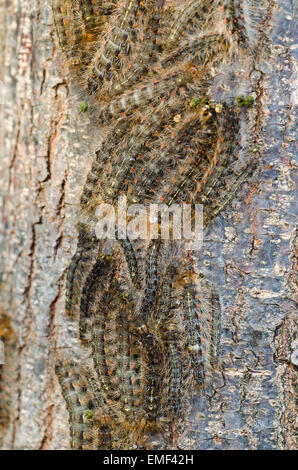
[[52, 0, 260, 449], [0, 310, 14, 432]]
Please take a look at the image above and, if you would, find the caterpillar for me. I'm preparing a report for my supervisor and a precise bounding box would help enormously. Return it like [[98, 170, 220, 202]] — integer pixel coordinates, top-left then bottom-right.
[[52, 0, 115, 75], [223, 0, 248, 46], [116, 308, 141, 416], [65, 225, 100, 318], [55, 360, 114, 449], [52, 1, 83, 52], [153, 263, 175, 331], [90, 288, 120, 402], [183, 287, 207, 385], [79, 251, 116, 342], [109, 0, 166, 96], [164, 341, 183, 415], [139, 332, 163, 422], [79, 147, 109, 209], [210, 291, 221, 364], [56, 360, 98, 449], [165, 0, 216, 50], [74, 239, 148, 432], [161, 33, 229, 71], [119, 238, 142, 289], [156, 264, 183, 416], [100, 67, 192, 123], [55, 361, 89, 449], [138, 239, 161, 326], [86, 0, 138, 77], [79, 128, 132, 211], [193, 106, 240, 199], [210, 158, 258, 219]]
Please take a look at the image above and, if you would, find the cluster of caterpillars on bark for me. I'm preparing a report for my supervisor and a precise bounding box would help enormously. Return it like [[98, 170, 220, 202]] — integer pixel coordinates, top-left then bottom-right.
[[52, 0, 258, 449], [0, 310, 14, 431]]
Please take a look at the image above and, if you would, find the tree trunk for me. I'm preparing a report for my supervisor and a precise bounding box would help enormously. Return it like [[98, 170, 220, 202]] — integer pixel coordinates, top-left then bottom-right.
[[0, 0, 296, 450]]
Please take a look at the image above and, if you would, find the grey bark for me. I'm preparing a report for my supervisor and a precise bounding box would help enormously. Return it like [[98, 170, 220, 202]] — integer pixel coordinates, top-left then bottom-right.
[[0, 0, 296, 450]]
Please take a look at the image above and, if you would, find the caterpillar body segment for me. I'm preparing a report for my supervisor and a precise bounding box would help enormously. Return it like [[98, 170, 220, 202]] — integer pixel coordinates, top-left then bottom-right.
[[99, 67, 193, 124], [116, 308, 143, 417], [140, 332, 163, 422], [86, 0, 154, 97], [119, 238, 142, 289], [109, 0, 166, 97], [138, 239, 161, 326], [65, 226, 100, 318], [165, 0, 217, 50], [183, 288, 207, 385], [223, 0, 249, 46], [54, 0, 259, 449], [52, 0, 113, 77], [79, 252, 116, 342], [210, 291, 221, 365], [0, 312, 15, 430], [56, 360, 114, 449], [90, 289, 120, 402], [55, 361, 95, 449]]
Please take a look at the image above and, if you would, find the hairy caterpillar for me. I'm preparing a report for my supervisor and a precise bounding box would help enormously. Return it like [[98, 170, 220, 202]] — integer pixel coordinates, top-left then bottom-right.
[[119, 238, 142, 289], [138, 240, 161, 326], [156, 264, 183, 416], [139, 332, 163, 421], [90, 289, 120, 402], [86, 0, 139, 92], [85, 0, 168, 101], [210, 292, 221, 364], [52, 0, 116, 76], [65, 225, 100, 318], [116, 308, 143, 417], [165, 0, 215, 50], [55, 360, 99, 449], [109, 0, 166, 97], [183, 288, 207, 385], [55, 360, 114, 449], [0, 311, 14, 430], [100, 68, 192, 122], [79, 251, 116, 342]]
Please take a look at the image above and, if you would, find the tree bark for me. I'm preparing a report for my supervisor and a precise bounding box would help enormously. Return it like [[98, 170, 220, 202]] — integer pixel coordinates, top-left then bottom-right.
[[0, 0, 296, 450]]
